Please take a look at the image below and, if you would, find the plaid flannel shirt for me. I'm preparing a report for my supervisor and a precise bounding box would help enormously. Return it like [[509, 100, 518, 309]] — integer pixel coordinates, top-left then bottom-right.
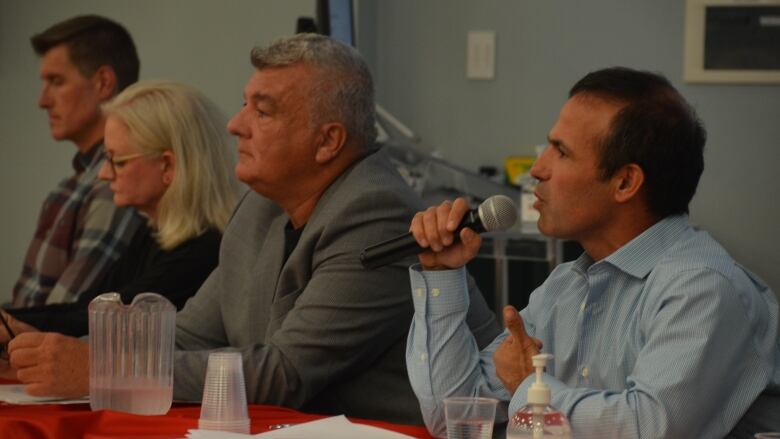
[[12, 142, 142, 307]]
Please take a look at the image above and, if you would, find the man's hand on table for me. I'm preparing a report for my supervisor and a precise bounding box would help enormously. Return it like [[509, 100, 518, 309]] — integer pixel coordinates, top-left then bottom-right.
[[494, 306, 543, 395], [8, 332, 89, 398]]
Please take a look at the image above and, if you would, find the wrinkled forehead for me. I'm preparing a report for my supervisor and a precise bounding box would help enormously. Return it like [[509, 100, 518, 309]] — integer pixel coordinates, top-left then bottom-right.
[[550, 95, 624, 154], [103, 115, 134, 151], [563, 95, 623, 132], [244, 65, 320, 123], [244, 64, 316, 97], [569, 92, 627, 115], [39, 44, 79, 73]]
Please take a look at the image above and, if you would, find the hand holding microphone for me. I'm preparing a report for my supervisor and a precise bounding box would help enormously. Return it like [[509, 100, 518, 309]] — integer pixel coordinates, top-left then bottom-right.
[[360, 195, 518, 270], [411, 197, 484, 270]]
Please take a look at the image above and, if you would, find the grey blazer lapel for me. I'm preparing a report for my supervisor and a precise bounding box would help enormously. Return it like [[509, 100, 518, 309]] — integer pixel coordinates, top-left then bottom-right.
[[242, 212, 287, 341], [259, 213, 288, 303]]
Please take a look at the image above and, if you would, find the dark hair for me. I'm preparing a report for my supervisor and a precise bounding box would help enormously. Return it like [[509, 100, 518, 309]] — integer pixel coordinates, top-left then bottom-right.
[[569, 67, 706, 218], [31, 15, 139, 93]]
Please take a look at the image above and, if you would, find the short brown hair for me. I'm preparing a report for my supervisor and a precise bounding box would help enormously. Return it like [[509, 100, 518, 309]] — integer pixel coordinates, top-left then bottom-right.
[[569, 67, 706, 219], [31, 15, 139, 93]]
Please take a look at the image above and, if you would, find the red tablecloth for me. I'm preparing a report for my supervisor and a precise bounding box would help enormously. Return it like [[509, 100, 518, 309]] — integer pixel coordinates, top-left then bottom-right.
[[0, 402, 435, 438]]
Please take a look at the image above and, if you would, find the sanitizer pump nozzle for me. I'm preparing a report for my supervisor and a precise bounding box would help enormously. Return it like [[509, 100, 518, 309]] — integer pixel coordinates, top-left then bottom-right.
[[506, 354, 571, 438]]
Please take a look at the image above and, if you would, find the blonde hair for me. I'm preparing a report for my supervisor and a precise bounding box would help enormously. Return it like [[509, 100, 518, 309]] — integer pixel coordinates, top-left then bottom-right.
[[103, 80, 238, 249]]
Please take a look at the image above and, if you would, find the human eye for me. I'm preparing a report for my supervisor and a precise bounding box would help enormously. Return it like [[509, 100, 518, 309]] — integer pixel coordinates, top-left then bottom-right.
[[44, 75, 63, 87], [109, 157, 124, 169], [548, 141, 566, 158], [254, 104, 270, 118]]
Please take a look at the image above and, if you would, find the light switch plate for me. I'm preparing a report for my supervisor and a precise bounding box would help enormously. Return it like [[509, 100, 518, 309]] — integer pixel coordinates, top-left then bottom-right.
[[467, 30, 496, 80]]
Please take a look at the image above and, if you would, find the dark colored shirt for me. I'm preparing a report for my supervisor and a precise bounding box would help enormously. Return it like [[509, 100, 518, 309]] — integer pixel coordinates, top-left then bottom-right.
[[8, 224, 221, 337], [283, 221, 303, 264]]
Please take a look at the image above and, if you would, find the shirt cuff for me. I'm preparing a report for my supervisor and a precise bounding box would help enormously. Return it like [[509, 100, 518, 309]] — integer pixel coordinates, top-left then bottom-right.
[[409, 264, 471, 315]]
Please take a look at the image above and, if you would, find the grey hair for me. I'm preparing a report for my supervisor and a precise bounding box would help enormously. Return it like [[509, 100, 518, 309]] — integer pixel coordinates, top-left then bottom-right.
[[250, 33, 377, 149]]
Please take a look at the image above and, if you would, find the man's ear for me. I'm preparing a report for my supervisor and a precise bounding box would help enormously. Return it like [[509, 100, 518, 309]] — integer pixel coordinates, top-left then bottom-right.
[[93, 65, 118, 100], [613, 163, 644, 203], [314, 122, 348, 164], [160, 150, 176, 186]]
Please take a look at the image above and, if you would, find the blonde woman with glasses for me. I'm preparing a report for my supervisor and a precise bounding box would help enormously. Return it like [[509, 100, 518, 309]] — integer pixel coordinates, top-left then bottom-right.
[[0, 82, 238, 389]]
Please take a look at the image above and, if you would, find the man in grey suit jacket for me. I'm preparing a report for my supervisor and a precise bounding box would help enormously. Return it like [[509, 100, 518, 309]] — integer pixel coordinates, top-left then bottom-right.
[[173, 34, 501, 424], [0, 33, 500, 425]]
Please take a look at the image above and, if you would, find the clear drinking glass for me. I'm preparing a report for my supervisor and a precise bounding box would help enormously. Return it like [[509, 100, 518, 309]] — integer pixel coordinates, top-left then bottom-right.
[[444, 396, 498, 439]]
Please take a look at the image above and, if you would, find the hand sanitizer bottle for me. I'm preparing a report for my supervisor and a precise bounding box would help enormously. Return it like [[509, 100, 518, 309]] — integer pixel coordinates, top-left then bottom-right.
[[506, 354, 571, 438]]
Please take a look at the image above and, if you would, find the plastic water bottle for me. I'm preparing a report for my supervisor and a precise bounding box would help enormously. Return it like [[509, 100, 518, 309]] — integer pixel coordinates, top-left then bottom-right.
[[506, 354, 571, 438]]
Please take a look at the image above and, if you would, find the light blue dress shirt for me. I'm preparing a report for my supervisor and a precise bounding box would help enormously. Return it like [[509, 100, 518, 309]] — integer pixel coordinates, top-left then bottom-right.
[[407, 215, 779, 439]]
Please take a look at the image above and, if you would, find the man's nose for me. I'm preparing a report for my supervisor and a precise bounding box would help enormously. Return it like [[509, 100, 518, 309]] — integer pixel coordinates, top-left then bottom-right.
[[530, 148, 550, 181], [226, 110, 246, 137], [38, 86, 52, 109]]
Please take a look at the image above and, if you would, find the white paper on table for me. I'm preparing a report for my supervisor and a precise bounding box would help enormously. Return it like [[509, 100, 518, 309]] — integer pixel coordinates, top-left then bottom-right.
[[186, 415, 417, 439], [0, 384, 88, 404]]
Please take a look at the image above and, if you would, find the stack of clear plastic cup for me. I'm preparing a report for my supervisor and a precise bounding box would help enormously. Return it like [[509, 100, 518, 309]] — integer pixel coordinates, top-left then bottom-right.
[[198, 352, 250, 433]]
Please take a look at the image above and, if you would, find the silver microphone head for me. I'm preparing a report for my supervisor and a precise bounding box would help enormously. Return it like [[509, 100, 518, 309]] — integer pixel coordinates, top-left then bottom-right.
[[477, 195, 518, 232]]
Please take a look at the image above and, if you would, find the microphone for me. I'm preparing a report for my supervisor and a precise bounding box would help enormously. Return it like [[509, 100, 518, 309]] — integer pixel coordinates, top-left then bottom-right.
[[360, 195, 518, 269]]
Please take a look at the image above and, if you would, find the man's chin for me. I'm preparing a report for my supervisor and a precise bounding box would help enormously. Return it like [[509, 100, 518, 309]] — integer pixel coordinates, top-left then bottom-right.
[[49, 129, 69, 142], [536, 218, 554, 238], [234, 165, 258, 187], [111, 196, 130, 208]]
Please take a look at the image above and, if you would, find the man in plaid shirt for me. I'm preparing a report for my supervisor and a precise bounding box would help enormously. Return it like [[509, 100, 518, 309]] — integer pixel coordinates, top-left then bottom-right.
[[10, 16, 143, 307]]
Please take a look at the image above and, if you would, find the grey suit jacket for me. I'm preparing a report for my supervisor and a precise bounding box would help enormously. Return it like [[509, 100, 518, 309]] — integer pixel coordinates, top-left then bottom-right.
[[173, 148, 500, 424]]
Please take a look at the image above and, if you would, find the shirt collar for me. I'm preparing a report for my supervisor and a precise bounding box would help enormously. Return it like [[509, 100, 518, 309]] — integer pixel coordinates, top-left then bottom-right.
[[602, 214, 691, 279], [72, 140, 105, 173], [572, 251, 595, 275]]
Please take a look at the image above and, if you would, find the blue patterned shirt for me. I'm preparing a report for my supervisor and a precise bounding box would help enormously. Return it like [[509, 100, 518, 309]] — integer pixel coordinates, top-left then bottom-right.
[[407, 215, 779, 439]]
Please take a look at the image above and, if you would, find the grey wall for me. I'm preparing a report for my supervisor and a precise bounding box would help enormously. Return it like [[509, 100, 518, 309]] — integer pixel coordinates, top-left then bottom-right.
[[1, 0, 778, 303], [0, 0, 315, 304], [371, 0, 780, 295]]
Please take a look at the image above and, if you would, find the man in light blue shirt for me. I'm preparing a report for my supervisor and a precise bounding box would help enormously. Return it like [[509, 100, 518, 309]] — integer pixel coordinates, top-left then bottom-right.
[[405, 67, 779, 438]]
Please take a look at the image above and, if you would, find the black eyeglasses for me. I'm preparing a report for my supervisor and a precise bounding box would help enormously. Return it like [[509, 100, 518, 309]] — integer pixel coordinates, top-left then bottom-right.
[[104, 152, 155, 179]]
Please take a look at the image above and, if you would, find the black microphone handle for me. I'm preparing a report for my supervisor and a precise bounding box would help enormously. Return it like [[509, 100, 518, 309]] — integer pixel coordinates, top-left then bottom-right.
[[360, 209, 485, 270], [360, 233, 422, 270]]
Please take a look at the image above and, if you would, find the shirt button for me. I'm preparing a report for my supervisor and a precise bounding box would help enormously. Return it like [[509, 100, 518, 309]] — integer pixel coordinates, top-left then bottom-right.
[[431, 288, 441, 297], [421, 353, 428, 361], [579, 301, 586, 314], [581, 367, 589, 378], [416, 288, 423, 297]]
